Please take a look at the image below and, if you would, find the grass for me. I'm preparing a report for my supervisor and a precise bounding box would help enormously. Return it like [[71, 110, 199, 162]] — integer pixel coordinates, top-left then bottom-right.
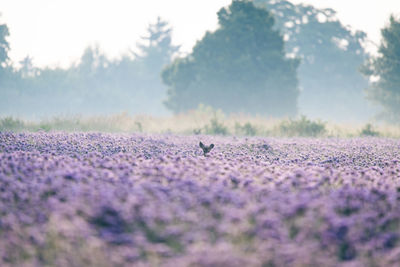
[[1, 105, 399, 137]]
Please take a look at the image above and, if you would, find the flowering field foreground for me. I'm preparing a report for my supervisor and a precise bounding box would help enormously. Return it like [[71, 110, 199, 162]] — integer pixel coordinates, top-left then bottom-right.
[[1, 132, 400, 266]]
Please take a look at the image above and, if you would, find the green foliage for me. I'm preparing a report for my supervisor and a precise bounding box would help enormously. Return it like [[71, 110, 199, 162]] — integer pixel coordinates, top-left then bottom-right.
[[204, 117, 228, 135], [361, 16, 400, 122], [193, 128, 202, 135], [0, 20, 10, 67], [279, 116, 326, 137], [235, 122, 257, 136], [2, 113, 400, 137], [135, 121, 143, 132], [37, 123, 52, 132], [0, 117, 24, 131], [0, 17, 177, 118], [254, 0, 371, 121], [135, 16, 180, 72], [360, 123, 380, 137], [162, 0, 299, 116], [0, 19, 12, 92]]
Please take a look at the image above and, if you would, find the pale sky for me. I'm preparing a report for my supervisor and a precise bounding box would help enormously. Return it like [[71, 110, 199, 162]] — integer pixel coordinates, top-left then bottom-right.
[[0, 0, 399, 68]]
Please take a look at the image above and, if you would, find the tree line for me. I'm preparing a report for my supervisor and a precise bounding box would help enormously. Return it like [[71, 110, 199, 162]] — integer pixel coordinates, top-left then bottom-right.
[[1, 0, 400, 123], [0, 17, 178, 119]]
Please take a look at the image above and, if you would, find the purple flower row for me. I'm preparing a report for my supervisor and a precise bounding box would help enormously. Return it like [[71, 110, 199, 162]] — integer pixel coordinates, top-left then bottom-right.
[[0, 132, 400, 266]]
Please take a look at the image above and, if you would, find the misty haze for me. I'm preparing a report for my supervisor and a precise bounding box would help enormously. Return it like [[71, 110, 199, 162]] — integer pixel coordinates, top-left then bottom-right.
[[0, 0, 399, 136]]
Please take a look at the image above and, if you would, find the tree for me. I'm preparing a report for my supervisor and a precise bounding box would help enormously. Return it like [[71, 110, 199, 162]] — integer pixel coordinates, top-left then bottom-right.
[[361, 16, 400, 122], [0, 20, 10, 84], [254, 0, 373, 122], [135, 16, 180, 72], [0, 20, 16, 118], [162, 0, 300, 116], [19, 56, 38, 78], [0, 21, 9, 68], [0, 17, 179, 118], [129, 17, 180, 115]]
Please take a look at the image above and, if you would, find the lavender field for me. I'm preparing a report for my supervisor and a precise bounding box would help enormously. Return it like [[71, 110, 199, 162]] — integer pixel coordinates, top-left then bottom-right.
[[1, 132, 400, 266]]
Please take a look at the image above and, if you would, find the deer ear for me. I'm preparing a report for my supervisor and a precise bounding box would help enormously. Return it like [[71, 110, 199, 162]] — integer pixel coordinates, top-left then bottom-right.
[[210, 144, 214, 149], [199, 142, 205, 149]]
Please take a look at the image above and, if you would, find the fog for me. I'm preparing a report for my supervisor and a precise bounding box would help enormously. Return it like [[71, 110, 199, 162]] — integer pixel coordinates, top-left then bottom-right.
[[0, 1, 391, 124]]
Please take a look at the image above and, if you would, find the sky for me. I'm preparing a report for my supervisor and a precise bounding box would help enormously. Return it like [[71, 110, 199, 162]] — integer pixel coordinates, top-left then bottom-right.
[[0, 0, 399, 68]]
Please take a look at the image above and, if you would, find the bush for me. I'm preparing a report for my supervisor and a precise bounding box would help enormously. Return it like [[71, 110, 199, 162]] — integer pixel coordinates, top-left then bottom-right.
[[235, 122, 257, 136], [135, 121, 143, 132], [193, 128, 202, 135], [360, 123, 379, 137], [279, 116, 326, 137], [0, 117, 25, 131], [204, 118, 228, 135], [36, 123, 52, 132]]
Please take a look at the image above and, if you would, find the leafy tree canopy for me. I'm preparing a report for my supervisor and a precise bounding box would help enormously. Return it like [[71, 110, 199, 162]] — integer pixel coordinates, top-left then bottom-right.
[[162, 0, 299, 116], [135, 16, 180, 73], [361, 16, 400, 122], [0, 17, 177, 118], [0, 20, 9, 67], [0, 19, 12, 91], [254, 0, 372, 121]]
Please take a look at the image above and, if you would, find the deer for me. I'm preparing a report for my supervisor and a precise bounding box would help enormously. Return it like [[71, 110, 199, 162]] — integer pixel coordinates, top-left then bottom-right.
[[199, 141, 214, 156]]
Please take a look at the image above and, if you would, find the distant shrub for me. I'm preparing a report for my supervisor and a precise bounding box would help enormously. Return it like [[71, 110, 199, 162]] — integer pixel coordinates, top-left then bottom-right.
[[193, 128, 202, 135], [279, 116, 326, 137], [135, 121, 143, 132], [0, 117, 25, 131], [360, 123, 379, 137], [204, 118, 228, 135], [36, 123, 52, 132], [235, 122, 257, 136]]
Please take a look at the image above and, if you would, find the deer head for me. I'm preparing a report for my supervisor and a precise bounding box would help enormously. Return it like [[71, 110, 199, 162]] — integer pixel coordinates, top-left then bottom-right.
[[199, 141, 214, 156]]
